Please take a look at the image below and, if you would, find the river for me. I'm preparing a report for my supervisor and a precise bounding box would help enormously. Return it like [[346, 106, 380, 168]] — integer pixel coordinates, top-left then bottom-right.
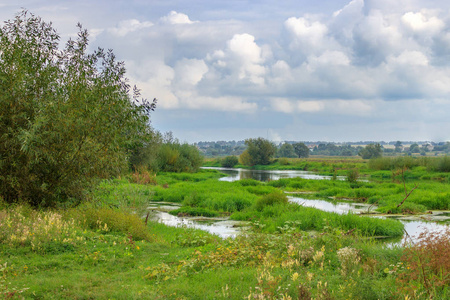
[[151, 167, 449, 243]]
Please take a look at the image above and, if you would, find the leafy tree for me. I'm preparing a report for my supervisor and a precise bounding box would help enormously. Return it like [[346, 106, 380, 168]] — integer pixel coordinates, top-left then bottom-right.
[[340, 149, 353, 156], [221, 156, 239, 168], [409, 143, 420, 154], [394, 141, 403, 153], [239, 150, 252, 166], [0, 11, 155, 206], [293, 142, 310, 158], [243, 138, 276, 166], [277, 143, 297, 158], [358, 143, 383, 159]]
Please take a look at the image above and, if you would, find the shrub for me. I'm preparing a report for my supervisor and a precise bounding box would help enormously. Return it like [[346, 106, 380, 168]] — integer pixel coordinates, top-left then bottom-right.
[[130, 166, 157, 185], [278, 158, 290, 165], [0, 11, 155, 207], [221, 156, 239, 168], [347, 169, 359, 184], [156, 142, 203, 173]]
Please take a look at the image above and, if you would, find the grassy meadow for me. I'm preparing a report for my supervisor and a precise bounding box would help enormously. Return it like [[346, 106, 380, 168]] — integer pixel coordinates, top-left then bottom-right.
[[1, 158, 450, 299]]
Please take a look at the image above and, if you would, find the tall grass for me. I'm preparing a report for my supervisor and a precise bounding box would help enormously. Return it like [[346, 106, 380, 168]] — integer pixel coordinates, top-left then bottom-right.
[[369, 156, 450, 173]]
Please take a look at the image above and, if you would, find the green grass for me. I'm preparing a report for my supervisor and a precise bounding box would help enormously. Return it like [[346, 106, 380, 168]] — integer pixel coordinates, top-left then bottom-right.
[[1, 165, 449, 299]]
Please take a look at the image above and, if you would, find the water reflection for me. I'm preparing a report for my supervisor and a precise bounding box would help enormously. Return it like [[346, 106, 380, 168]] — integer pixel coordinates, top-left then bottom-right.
[[289, 197, 375, 214], [202, 167, 345, 182], [149, 210, 244, 238], [289, 196, 449, 245]]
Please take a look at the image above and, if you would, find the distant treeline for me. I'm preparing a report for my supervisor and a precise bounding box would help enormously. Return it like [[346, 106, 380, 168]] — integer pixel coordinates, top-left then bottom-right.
[[196, 140, 450, 157]]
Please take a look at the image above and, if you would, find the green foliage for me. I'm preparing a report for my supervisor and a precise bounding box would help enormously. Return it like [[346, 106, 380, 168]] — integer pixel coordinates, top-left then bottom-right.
[[154, 135, 203, 173], [221, 155, 239, 168], [243, 137, 276, 166], [169, 206, 219, 218], [0, 11, 155, 207], [347, 169, 359, 184], [277, 143, 297, 158], [239, 149, 252, 166], [359, 143, 383, 159], [293, 142, 310, 158], [3, 175, 449, 299], [255, 192, 288, 211], [69, 207, 152, 241]]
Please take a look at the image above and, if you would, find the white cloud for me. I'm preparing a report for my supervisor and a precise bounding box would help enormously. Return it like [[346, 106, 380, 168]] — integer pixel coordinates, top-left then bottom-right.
[[226, 33, 267, 85], [401, 11, 444, 33], [387, 50, 429, 66], [108, 19, 153, 37], [271, 98, 373, 115], [284, 16, 328, 54], [160, 11, 197, 25], [307, 51, 350, 66], [174, 58, 208, 87]]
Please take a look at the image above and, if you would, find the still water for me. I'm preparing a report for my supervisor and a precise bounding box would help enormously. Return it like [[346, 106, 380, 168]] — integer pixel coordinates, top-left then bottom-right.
[[202, 167, 345, 181], [152, 168, 449, 243], [289, 196, 450, 245]]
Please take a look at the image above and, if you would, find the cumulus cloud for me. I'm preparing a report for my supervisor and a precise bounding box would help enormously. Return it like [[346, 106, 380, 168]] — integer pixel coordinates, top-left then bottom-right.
[[160, 11, 197, 25], [401, 11, 444, 33], [48, 0, 450, 142], [108, 19, 153, 36]]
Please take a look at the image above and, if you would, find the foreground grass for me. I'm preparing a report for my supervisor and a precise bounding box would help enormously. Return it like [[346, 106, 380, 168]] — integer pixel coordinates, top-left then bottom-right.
[[1, 171, 449, 299]]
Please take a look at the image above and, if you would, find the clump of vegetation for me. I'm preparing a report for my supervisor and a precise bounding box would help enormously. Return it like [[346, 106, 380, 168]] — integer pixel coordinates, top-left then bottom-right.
[[0, 205, 81, 253], [255, 192, 288, 211], [359, 143, 383, 159], [153, 133, 203, 173], [221, 155, 239, 168], [240, 138, 276, 166], [169, 207, 219, 218], [130, 166, 157, 185], [0, 11, 156, 207], [68, 207, 152, 241], [347, 169, 359, 185], [398, 228, 450, 298]]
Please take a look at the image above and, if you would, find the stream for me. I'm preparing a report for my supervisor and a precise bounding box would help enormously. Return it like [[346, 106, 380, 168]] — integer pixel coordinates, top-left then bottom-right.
[[150, 168, 449, 244]]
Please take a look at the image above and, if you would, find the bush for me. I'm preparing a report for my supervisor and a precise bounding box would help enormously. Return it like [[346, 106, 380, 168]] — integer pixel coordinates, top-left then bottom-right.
[[221, 156, 239, 168], [278, 158, 290, 165], [347, 169, 359, 184], [156, 141, 203, 173], [0, 11, 155, 207]]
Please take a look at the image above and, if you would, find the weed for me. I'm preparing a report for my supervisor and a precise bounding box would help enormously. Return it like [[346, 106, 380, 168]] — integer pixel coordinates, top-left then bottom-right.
[[398, 228, 450, 298]]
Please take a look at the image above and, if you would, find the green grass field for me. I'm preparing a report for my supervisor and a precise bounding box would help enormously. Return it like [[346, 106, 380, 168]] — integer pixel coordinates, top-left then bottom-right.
[[1, 164, 449, 299]]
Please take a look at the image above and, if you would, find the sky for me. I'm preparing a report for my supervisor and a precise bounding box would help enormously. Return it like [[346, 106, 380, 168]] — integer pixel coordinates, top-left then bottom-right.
[[2, 0, 450, 143]]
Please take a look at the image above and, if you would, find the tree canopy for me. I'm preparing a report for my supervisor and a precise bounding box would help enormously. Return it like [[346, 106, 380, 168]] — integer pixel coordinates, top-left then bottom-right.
[[293, 142, 310, 158], [277, 143, 297, 158], [0, 11, 155, 206], [358, 143, 383, 159], [241, 138, 276, 166]]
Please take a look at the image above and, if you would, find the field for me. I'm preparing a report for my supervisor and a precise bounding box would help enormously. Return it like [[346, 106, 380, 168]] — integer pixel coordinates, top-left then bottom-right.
[[1, 158, 450, 299]]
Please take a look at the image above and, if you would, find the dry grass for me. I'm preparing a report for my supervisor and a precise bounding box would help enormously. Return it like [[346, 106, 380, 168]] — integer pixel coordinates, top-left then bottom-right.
[[398, 227, 450, 298]]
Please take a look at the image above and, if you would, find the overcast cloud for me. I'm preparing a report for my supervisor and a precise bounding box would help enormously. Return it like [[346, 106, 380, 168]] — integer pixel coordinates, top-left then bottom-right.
[[2, 0, 450, 142]]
